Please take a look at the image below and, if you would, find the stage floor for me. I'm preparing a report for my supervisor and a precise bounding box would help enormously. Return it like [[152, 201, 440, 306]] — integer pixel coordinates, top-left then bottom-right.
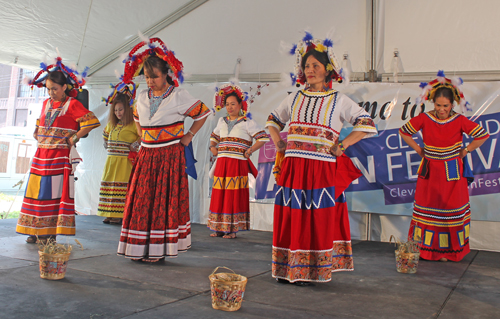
[[1, 215, 499, 319]]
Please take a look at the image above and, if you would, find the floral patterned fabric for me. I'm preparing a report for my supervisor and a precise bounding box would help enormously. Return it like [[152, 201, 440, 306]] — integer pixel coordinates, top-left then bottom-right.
[[117, 144, 191, 258]]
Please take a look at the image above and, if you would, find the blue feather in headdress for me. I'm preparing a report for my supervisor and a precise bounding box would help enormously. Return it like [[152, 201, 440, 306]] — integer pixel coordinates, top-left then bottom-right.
[[465, 101, 472, 112], [81, 67, 89, 78], [178, 73, 184, 84], [437, 70, 446, 77], [246, 112, 252, 120], [419, 82, 428, 88], [40, 62, 48, 70], [66, 66, 75, 74], [303, 32, 313, 42], [289, 44, 297, 55], [290, 72, 297, 86], [323, 38, 333, 48]]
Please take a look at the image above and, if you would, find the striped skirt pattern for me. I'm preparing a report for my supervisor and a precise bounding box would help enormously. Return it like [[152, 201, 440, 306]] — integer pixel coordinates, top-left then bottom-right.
[[16, 148, 76, 236]]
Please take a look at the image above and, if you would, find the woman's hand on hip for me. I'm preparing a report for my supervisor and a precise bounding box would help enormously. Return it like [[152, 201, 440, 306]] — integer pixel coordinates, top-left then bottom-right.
[[275, 139, 286, 152], [180, 133, 193, 146]]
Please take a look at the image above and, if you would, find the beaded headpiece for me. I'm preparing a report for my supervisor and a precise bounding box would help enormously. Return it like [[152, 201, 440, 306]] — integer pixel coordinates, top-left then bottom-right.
[[417, 70, 471, 113], [122, 37, 184, 87], [103, 80, 137, 106], [288, 32, 344, 87], [214, 84, 249, 115], [28, 57, 88, 97]]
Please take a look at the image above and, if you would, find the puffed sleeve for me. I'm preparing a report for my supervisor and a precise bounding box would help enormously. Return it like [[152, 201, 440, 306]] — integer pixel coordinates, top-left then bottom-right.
[[176, 89, 211, 121], [210, 117, 224, 144], [461, 115, 489, 140], [339, 94, 377, 138], [246, 119, 269, 142], [266, 93, 293, 131], [103, 122, 111, 141], [69, 99, 100, 130], [400, 113, 425, 136]]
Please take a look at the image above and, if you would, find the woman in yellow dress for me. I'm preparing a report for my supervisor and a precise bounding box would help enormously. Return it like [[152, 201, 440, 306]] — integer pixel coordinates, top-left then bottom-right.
[[98, 92, 140, 224]]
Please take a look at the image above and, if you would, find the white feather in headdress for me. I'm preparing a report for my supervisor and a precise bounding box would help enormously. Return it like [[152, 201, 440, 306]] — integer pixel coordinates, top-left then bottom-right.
[[137, 31, 150, 45]]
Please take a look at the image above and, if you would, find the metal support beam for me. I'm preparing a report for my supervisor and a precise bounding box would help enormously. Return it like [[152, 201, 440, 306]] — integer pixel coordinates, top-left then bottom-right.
[[86, 72, 368, 86], [87, 0, 209, 76], [381, 70, 500, 83], [87, 70, 500, 86]]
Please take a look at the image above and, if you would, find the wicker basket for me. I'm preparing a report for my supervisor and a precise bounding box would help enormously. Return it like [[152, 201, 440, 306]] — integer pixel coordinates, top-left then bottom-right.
[[38, 251, 71, 280], [395, 250, 420, 274], [209, 266, 247, 311]]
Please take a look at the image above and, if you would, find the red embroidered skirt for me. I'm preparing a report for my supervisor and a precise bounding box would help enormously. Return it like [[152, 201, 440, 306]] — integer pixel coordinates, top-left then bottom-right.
[[409, 157, 471, 262], [208, 157, 250, 233], [16, 148, 75, 236], [272, 155, 362, 283], [117, 143, 191, 258]]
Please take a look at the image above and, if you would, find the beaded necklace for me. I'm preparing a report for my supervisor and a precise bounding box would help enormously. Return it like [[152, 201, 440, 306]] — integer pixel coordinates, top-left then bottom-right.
[[44, 97, 70, 129], [110, 121, 124, 144], [148, 86, 174, 119]]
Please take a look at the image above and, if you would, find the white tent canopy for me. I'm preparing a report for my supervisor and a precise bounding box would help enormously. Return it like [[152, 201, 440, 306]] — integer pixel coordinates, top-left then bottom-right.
[[2, 0, 500, 251], [2, 0, 500, 80]]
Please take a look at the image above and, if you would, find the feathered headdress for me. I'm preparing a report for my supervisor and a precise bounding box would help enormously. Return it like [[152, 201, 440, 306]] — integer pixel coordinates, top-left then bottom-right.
[[284, 31, 345, 87], [103, 80, 137, 106], [416, 70, 471, 113], [27, 57, 88, 97], [122, 37, 184, 87], [213, 84, 250, 117]]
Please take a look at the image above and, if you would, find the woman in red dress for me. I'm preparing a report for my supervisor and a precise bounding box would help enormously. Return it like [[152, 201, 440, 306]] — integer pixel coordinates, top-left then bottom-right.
[[400, 71, 489, 262], [117, 38, 210, 262], [267, 33, 377, 284], [208, 85, 269, 239], [17, 60, 100, 243]]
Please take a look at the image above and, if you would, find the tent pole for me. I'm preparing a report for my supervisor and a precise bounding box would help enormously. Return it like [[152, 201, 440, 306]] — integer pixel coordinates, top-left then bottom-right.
[[368, 0, 378, 82]]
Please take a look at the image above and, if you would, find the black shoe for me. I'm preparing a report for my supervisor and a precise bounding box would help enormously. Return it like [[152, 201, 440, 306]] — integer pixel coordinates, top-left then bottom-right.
[[276, 278, 290, 284], [293, 281, 312, 287]]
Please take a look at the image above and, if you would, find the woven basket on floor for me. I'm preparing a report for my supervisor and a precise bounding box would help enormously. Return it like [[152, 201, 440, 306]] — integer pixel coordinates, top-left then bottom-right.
[[38, 251, 71, 280], [395, 250, 420, 274], [209, 267, 247, 311]]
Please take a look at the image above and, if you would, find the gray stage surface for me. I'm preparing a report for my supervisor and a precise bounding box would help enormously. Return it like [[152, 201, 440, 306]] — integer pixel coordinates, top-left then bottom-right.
[[0, 216, 499, 318]]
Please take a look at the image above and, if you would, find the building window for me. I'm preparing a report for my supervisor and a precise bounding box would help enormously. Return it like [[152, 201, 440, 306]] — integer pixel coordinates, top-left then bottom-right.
[[15, 109, 28, 127], [0, 64, 12, 99], [18, 69, 48, 98], [0, 109, 7, 128]]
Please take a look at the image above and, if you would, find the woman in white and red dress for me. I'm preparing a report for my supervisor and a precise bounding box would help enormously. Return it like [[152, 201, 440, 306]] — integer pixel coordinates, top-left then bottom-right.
[[208, 85, 269, 239], [267, 33, 377, 284], [117, 38, 210, 262], [400, 71, 489, 262], [17, 61, 100, 243]]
